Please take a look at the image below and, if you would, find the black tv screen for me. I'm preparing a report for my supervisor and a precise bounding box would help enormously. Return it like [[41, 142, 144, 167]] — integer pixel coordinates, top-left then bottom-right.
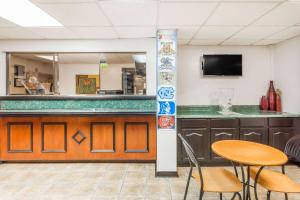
[[202, 54, 242, 76]]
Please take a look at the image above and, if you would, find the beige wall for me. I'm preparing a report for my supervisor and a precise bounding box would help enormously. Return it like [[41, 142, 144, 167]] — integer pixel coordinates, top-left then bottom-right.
[[58, 63, 135, 95], [9, 56, 53, 95]]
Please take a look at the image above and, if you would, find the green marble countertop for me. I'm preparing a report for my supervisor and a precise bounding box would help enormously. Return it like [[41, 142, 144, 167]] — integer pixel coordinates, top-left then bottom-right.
[[0, 108, 155, 116], [177, 105, 300, 118]]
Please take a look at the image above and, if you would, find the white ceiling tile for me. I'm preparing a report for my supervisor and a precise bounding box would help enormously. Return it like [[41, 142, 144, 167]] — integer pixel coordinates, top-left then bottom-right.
[[159, 26, 199, 39], [0, 27, 44, 39], [99, 0, 157, 26], [114, 26, 156, 38], [195, 26, 242, 40], [189, 39, 224, 45], [206, 2, 277, 26], [159, 2, 218, 26], [178, 39, 190, 45], [231, 26, 286, 39], [0, 17, 17, 27], [36, 2, 111, 26], [27, 27, 79, 39], [253, 39, 282, 45], [222, 38, 258, 45], [31, 0, 96, 2], [254, 2, 300, 26], [69, 27, 118, 39], [268, 26, 300, 40]]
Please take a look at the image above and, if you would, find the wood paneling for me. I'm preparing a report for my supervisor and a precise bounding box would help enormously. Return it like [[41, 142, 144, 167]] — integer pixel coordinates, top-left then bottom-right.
[[90, 122, 115, 153], [7, 122, 33, 153], [41, 122, 67, 153], [0, 115, 156, 161], [124, 122, 149, 153]]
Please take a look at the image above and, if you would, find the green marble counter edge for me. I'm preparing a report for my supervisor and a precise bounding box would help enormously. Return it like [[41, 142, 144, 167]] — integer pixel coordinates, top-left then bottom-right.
[[177, 105, 300, 118]]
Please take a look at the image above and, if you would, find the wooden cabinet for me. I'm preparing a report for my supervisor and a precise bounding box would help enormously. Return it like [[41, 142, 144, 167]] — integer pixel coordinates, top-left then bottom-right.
[[177, 117, 299, 166], [178, 119, 210, 164], [0, 115, 156, 162], [239, 118, 268, 144], [210, 119, 238, 161], [269, 118, 294, 152]]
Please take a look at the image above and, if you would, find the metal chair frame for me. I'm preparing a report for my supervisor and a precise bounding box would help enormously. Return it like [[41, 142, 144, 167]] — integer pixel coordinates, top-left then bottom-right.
[[178, 133, 242, 200]]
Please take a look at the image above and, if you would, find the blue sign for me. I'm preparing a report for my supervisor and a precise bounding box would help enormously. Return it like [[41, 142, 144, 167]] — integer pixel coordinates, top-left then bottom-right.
[[158, 87, 175, 100], [158, 101, 175, 115]]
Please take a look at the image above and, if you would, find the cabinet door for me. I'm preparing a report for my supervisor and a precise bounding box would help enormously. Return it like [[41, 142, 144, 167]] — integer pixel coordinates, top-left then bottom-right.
[[181, 128, 210, 162], [269, 127, 294, 152], [211, 128, 238, 161], [240, 128, 268, 144]]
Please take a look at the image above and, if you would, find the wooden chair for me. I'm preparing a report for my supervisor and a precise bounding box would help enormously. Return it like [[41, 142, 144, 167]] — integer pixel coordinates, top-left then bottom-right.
[[178, 134, 242, 200], [250, 166, 300, 200]]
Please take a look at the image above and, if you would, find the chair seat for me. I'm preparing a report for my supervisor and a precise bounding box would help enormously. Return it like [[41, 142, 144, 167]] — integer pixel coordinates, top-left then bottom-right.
[[250, 167, 300, 193], [192, 167, 242, 193]]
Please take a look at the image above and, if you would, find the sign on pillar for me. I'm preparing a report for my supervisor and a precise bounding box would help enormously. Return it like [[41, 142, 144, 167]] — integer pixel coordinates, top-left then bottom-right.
[[156, 29, 177, 174]]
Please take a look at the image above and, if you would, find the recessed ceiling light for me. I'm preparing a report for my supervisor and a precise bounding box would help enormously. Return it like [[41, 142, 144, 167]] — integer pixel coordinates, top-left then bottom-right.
[[0, 0, 62, 27]]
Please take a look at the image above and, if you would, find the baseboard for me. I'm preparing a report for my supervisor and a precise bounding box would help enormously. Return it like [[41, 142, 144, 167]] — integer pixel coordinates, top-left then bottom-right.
[[155, 171, 178, 177]]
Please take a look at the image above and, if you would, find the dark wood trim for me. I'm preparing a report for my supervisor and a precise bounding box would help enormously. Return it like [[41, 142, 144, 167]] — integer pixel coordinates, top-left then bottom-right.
[[155, 164, 178, 177], [124, 122, 149, 153], [41, 122, 67, 153], [7, 122, 33, 153], [90, 122, 115, 153]]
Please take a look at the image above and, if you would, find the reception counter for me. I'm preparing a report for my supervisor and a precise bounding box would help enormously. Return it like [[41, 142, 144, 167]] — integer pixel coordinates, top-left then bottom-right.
[[0, 96, 156, 162]]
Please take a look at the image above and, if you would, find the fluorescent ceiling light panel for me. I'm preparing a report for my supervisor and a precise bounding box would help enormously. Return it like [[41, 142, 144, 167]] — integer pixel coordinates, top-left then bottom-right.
[[0, 0, 62, 27]]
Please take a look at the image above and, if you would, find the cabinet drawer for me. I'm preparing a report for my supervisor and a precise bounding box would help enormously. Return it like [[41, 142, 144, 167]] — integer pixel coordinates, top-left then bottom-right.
[[269, 127, 294, 151], [240, 118, 267, 127], [269, 118, 294, 127], [210, 119, 238, 128], [181, 119, 209, 128], [240, 128, 268, 144]]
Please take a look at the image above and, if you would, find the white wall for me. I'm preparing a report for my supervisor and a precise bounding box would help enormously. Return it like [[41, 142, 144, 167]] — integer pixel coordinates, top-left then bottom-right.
[[0, 39, 156, 95], [273, 36, 300, 113], [0, 52, 6, 95], [59, 63, 134, 95], [177, 45, 274, 105]]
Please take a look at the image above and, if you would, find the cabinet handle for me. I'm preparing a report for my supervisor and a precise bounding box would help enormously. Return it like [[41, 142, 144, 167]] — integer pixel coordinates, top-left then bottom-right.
[[244, 132, 261, 136], [216, 132, 232, 137], [186, 132, 203, 137], [274, 132, 290, 135]]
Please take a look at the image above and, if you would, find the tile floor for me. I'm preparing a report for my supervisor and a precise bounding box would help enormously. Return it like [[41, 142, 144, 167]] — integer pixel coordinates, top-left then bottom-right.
[[0, 163, 299, 200]]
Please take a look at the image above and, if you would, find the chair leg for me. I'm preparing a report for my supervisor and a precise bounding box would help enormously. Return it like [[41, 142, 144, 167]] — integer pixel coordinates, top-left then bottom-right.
[[267, 191, 271, 200], [220, 193, 223, 200], [184, 167, 193, 200], [199, 191, 204, 200], [236, 192, 242, 200], [285, 193, 288, 200]]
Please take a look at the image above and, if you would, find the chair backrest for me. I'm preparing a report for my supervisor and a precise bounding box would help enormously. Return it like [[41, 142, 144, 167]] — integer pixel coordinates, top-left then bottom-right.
[[178, 133, 200, 168]]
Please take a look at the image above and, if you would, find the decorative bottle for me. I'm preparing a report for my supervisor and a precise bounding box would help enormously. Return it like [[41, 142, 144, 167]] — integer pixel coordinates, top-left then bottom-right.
[[276, 89, 282, 112], [260, 96, 268, 111], [267, 80, 276, 111]]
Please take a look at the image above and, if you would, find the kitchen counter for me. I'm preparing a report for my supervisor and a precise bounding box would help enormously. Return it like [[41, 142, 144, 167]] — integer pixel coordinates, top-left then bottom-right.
[[177, 105, 300, 118]]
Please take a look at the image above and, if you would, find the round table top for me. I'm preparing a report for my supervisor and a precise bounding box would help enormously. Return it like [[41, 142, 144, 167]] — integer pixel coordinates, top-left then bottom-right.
[[212, 140, 288, 166]]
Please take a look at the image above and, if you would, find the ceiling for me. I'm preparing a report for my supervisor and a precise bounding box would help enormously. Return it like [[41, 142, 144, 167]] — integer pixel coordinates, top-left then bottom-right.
[[0, 0, 300, 45]]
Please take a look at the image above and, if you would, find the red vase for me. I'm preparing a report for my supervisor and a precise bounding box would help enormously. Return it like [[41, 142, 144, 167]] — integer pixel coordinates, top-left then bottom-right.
[[267, 80, 276, 111], [276, 89, 282, 112], [260, 96, 268, 111]]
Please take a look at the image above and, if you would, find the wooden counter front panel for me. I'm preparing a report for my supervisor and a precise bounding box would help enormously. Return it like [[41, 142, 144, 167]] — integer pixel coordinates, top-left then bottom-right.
[[0, 116, 156, 161]]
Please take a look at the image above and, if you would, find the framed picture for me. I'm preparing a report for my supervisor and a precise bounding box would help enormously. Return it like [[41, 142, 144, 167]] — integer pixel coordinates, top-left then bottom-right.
[[14, 78, 24, 87], [76, 75, 100, 94], [14, 64, 25, 76]]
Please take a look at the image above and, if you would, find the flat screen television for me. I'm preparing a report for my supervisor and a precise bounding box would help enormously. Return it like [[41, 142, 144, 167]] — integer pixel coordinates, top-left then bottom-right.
[[202, 54, 242, 76]]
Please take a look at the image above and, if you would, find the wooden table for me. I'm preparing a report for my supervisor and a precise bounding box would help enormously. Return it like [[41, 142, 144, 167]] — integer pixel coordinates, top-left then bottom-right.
[[212, 140, 288, 200]]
